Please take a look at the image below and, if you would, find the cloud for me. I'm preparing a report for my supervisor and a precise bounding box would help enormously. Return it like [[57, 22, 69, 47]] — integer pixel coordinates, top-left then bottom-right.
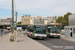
[[0, 0, 75, 21]]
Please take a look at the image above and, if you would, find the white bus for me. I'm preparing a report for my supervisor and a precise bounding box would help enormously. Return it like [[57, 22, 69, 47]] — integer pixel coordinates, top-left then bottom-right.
[[26, 25, 47, 39], [47, 27, 60, 38]]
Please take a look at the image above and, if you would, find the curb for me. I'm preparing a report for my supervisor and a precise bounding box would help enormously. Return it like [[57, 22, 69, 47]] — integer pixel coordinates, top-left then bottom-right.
[[60, 35, 75, 43]]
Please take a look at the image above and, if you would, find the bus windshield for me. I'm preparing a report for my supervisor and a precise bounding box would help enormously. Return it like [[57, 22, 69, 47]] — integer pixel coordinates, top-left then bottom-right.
[[36, 27, 46, 34], [51, 28, 60, 33]]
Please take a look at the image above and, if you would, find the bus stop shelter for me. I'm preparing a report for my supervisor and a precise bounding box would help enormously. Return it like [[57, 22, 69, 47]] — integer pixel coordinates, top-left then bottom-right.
[[65, 26, 75, 38]]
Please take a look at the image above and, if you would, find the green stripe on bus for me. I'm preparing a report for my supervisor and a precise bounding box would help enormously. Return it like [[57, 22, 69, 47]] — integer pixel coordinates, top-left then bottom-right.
[[49, 33, 50, 36], [32, 32, 34, 36]]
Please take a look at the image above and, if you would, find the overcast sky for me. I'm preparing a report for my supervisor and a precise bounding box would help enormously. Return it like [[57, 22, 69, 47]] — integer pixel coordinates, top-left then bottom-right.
[[0, 0, 75, 22]]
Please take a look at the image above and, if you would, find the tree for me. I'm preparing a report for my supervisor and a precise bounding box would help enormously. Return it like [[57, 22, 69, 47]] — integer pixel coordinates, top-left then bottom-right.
[[64, 12, 72, 25], [17, 21, 21, 24], [56, 16, 65, 26]]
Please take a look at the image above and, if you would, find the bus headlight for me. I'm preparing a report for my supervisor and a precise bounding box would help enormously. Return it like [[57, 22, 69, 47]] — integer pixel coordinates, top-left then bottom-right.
[[34, 34, 37, 36], [50, 33, 52, 35]]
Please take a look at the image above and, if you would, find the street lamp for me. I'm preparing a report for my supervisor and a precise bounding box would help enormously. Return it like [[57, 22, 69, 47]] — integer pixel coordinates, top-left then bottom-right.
[[9, 0, 15, 42], [12, 0, 14, 34], [16, 12, 17, 30], [55, 16, 57, 27]]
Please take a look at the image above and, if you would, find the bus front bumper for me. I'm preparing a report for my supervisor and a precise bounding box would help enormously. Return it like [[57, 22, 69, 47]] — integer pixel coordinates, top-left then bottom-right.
[[47, 34, 60, 38], [34, 34, 47, 38]]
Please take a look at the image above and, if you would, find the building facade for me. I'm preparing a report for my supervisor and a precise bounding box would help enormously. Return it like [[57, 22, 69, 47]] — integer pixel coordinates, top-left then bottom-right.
[[21, 15, 30, 24], [69, 14, 75, 25], [32, 16, 48, 24], [47, 16, 56, 25], [21, 16, 57, 25], [0, 18, 12, 25]]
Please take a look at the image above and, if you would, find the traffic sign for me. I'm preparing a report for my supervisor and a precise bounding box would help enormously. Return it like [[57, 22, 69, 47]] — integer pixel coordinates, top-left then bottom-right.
[[11, 21, 16, 28]]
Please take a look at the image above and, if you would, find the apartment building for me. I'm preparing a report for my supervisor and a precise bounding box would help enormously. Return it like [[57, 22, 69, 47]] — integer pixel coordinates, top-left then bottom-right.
[[21, 16, 56, 25], [21, 15, 30, 24]]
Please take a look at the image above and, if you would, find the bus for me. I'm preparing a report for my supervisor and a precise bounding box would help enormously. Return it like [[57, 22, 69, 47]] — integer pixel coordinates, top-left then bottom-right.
[[26, 25, 47, 39], [47, 26, 60, 38]]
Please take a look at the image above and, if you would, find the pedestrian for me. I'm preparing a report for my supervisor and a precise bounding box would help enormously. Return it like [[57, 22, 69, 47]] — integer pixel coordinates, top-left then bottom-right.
[[70, 28, 72, 38], [1, 29, 3, 38]]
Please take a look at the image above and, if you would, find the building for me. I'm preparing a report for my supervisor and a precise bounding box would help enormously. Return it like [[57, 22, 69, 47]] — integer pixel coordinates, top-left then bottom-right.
[[47, 16, 56, 25], [69, 14, 75, 25], [0, 18, 12, 25], [44, 20, 48, 24], [65, 14, 75, 38], [32, 16, 48, 24], [21, 15, 30, 24], [7, 18, 12, 20], [29, 17, 34, 24], [21, 15, 57, 25]]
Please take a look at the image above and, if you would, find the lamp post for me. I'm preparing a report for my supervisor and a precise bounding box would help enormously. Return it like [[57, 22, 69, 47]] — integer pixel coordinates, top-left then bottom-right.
[[15, 12, 17, 42], [16, 12, 17, 29], [55, 16, 57, 27], [9, 0, 15, 42], [12, 0, 14, 34]]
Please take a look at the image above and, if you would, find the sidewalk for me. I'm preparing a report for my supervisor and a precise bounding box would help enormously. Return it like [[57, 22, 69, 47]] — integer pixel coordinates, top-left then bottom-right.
[[0, 31, 9, 39], [60, 35, 75, 43], [0, 31, 51, 50]]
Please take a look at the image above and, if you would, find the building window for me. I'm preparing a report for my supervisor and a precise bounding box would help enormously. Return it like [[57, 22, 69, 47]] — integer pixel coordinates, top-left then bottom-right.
[[51, 21, 53, 23]]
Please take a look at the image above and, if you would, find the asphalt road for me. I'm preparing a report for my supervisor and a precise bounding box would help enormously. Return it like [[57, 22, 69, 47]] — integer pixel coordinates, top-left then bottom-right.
[[34, 37, 75, 50], [24, 31, 75, 50]]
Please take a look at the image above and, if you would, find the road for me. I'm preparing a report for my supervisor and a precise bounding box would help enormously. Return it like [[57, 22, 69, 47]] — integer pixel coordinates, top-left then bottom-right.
[[24, 31, 75, 50], [23, 31, 75, 50], [34, 37, 75, 50]]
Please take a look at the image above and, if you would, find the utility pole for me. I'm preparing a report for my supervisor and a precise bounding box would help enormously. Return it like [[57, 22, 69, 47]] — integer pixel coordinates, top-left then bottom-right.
[[16, 12, 17, 29], [9, 0, 15, 42], [15, 12, 18, 42], [55, 16, 57, 27], [12, 0, 14, 34]]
